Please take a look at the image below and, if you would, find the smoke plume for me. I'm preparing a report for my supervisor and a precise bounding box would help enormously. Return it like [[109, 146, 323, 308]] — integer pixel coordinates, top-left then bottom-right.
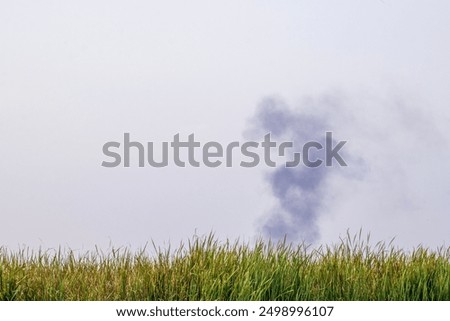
[[250, 96, 346, 243]]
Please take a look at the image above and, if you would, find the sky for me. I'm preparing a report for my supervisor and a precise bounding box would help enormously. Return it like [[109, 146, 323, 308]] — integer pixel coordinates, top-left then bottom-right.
[[1, 0, 450, 251]]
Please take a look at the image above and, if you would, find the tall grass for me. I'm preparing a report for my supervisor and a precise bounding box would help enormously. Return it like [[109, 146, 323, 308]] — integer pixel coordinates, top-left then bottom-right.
[[0, 233, 449, 300]]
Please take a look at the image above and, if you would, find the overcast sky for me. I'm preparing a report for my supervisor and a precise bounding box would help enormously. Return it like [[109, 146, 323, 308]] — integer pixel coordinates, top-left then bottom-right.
[[1, 0, 450, 251]]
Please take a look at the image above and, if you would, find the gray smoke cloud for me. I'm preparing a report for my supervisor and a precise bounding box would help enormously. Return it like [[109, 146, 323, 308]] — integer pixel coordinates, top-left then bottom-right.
[[249, 96, 349, 243], [247, 91, 450, 249]]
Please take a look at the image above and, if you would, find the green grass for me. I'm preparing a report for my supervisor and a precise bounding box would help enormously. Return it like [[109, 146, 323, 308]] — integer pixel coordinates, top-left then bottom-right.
[[1, 233, 449, 300]]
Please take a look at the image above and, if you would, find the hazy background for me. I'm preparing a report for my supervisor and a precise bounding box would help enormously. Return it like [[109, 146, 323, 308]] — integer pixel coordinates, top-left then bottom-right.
[[1, 0, 450, 250]]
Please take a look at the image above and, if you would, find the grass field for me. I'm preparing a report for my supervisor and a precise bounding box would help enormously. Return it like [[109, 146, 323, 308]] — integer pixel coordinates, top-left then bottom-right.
[[1, 233, 449, 301]]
